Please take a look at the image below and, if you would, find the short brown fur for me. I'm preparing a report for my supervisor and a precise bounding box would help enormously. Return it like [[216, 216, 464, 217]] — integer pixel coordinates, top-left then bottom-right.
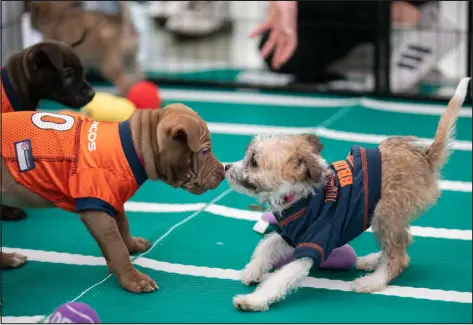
[[1, 104, 225, 293]]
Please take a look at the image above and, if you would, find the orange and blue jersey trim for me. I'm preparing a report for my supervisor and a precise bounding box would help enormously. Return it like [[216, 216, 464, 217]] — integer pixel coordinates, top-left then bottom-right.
[[118, 120, 148, 187], [1, 68, 22, 112]]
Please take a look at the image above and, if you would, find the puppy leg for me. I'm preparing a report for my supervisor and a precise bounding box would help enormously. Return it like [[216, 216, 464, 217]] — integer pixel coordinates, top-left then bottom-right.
[[1, 252, 27, 268], [79, 211, 158, 293], [240, 232, 294, 285], [115, 209, 150, 254], [356, 231, 412, 272], [234, 257, 313, 312], [356, 252, 382, 271], [352, 203, 412, 293]]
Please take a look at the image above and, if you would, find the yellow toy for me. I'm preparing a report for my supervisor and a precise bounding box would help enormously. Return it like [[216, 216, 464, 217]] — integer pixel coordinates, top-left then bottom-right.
[[80, 92, 135, 122]]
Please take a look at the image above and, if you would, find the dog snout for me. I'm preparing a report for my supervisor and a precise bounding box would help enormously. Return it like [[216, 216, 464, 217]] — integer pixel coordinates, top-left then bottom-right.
[[83, 85, 95, 98], [225, 164, 233, 171], [210, 164, 225, 188]]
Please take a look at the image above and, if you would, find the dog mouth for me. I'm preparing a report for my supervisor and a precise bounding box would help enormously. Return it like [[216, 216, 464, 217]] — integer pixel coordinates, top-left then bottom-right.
[[179, 169, 224, 195], [226, 170, 259, 194], [239, 179, 258, 192], [55, 84, 95, 108]]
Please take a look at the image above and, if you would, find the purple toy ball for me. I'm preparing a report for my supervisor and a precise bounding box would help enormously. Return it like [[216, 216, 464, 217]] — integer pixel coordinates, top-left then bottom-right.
[[262, 211, 277, 224], [46, 302, 101, 323]]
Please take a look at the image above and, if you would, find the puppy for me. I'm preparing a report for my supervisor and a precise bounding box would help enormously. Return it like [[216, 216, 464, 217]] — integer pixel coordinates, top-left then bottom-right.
[[26, 0, 143, 96], [225, 77, 471, 311], [0, 104, 225, 292], [1, 39, 95, 221]]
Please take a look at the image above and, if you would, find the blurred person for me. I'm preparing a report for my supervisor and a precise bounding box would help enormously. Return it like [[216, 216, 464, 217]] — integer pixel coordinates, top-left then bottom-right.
[[150, 1, 232, 38], [252, 1, 458, 92]]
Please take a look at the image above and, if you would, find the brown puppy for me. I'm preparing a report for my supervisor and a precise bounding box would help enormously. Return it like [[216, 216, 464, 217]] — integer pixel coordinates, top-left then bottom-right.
[[225, 78, 470, 311], [26, 0, 143, 96], [1, 39, 95, 221], [0, 104, 224, 292]]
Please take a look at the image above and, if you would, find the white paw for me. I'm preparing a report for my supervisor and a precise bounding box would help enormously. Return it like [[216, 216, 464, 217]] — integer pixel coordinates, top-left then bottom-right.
[[356, 252, 382, 271], [233, 294, 269, 312], [239, 265, 265, 286], [9, 253, 27, 268], [352, 274, 387, 293]]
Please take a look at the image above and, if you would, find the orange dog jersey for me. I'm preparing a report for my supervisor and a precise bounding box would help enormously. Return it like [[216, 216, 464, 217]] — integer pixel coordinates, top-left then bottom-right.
[[1, 68, 22, 113], [1, 111, 148, 216]]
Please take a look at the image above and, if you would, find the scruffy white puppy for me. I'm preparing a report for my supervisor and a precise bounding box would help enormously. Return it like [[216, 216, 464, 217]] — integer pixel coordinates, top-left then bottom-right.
[[225, 78, 470, 312]]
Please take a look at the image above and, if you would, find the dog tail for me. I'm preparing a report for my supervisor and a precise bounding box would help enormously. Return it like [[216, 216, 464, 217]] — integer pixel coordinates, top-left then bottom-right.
[[427, 77, 470, 170]]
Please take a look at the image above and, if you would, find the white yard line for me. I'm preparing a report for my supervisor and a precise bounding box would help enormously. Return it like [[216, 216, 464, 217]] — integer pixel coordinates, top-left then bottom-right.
[[207, 122, 472, 151], [94, 86, 471, 117], [69, 189, 234, 305], [2, 247, 471, 304], [0, 316, 46, 323], [123, 201, 472, 241], [159, 88, 472, 117]]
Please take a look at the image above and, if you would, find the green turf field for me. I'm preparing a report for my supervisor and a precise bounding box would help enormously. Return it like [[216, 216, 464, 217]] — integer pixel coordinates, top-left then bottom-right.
[[1, 86, 472, 323]]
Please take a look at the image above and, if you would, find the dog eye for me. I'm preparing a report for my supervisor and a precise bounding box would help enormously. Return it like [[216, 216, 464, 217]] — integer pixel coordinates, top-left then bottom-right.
[[62, 67, 74, 78], [250, 156, 258, 168], [200, 148, 210, 155]]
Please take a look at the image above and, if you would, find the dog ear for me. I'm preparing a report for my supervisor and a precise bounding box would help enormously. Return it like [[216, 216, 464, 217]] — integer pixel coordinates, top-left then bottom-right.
[[31, 45, 64, 70], [297, 135, 325, 184], [170, 117, 201, 153], [157, 115, 201, 153], [298, 151, 324, 184], [303, 133, 323, 153]]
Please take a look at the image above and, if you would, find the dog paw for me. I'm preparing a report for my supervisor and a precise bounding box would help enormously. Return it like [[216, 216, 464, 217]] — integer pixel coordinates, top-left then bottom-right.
[[356, 252, 382, 271], [2, 252, 27, 268], [129, 237, 151, 254], [239, 266, 264, 286], [352, 274, 387, 293], [233, 294, 268, 312], [119, 269, 158, 293]]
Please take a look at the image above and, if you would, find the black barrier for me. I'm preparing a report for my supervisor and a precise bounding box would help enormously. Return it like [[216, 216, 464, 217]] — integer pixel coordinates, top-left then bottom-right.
[[469, 0, 472, 101]]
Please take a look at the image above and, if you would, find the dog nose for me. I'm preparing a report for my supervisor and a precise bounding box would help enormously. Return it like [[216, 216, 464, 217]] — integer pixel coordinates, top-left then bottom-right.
[[225, 164, 232, 171], [83, 87, 95, 97]]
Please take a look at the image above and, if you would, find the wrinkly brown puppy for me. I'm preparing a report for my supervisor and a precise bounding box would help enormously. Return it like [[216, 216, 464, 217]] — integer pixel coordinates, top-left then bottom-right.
[[1, 104, 224, 292], [1, 39, 95, 221], [26, 0, 142, 96], [225, 78, 470, 311]]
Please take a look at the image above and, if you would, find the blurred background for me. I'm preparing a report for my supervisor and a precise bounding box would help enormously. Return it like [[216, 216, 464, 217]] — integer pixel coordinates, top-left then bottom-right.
[[2, 0, 472, 102]]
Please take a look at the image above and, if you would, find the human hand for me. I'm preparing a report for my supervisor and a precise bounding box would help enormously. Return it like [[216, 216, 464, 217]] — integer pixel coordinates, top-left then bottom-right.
[[250, 1, 297, 70], [391, 1, 422, 27]]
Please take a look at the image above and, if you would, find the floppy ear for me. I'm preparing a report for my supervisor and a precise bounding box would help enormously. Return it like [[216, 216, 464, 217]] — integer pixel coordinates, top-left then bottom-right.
[[297, 134, 325, 184], [170, 117, 201, 153], [31, 45, 64, 70], [303, 133, 323, 153], [298, 150, 324, 184]]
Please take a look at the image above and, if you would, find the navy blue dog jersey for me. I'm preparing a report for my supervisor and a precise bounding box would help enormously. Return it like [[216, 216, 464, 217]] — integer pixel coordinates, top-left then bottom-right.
[[274, 146, 382, 268]]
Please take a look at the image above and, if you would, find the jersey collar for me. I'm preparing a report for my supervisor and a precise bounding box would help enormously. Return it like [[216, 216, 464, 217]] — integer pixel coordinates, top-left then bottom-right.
[[1, 68, 22, 111], [118, 120, 148, 187]]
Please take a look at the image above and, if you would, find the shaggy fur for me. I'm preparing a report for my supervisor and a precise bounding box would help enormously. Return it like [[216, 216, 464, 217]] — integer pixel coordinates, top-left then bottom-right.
[[225, 77, 471, 311]]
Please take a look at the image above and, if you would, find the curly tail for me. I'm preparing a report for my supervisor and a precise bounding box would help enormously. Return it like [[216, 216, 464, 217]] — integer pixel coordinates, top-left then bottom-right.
[[427, 77, 471, 170]]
